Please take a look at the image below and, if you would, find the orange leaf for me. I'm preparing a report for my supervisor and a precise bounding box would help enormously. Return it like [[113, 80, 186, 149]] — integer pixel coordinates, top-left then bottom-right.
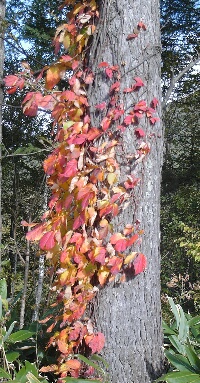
[[46, 64, 66, 90], [26, 224, 45, 241], [40, 364, 58, 373], [57, 340, 69, 354], [98, 61, 109, 68], [128, 233, 139, 247]]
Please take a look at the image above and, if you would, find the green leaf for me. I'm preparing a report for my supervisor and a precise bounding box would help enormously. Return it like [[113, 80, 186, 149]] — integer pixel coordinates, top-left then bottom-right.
[[90, 354, 109, 369], [165, 350, 195, 372], [168, 297, 180, 328], [75, 354, 104, 374], [15, 366, 28, 383], [1, 297, 8, 311], [163, 320, 176, 335], [189, 316, 200, 327], [6, 351, 20, 362], [0, 367, 12, 379], [3, 321, 17, 342], [26, 372, 41, 383], [178, 306, 189, 342], [156, 371, 200, 383], [168, 335, 186, 355], [185, 345, 200, 373], [25, 361, 38, 377], [8, 330, 34, 343], [0, 279, 7, 300]]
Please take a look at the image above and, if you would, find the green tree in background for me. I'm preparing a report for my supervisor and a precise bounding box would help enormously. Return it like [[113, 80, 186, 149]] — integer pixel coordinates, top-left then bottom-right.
[[160, 0, 200, 316]]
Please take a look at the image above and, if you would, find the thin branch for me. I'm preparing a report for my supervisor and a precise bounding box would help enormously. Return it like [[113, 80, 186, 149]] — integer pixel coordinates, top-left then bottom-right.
[[162, 55, 200, 110], [1, 148, 51, 159], [3, 35, 45, 67], [3, 103, 52, 114]]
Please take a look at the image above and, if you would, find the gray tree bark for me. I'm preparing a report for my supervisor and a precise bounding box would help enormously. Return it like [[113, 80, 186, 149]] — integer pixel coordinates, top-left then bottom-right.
[[88, 0, 164, 382], [0, 0, 6, 274], [19, 227, 30, 329]]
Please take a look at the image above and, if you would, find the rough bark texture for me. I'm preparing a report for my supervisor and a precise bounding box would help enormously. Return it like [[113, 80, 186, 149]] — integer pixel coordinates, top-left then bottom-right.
[[0, 0, 6, 274], [88, 0, 164, 382]]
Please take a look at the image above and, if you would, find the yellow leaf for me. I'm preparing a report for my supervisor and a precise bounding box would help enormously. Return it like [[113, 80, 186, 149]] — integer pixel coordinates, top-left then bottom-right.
[[98, 266, 110, 286], [46, 64, 66, 90], [124, 252, 137, 265], [63, 32, 71, 50], [107, 172, 117, 185]]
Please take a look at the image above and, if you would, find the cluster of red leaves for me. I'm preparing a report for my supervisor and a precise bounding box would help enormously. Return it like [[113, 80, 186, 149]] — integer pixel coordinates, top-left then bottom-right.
[[4, 0, 159, 379]]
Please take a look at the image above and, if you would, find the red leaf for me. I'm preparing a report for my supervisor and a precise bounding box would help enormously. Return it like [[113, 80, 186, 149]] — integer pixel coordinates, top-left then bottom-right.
[[115, 238, 128, 252], [124, 175, 140, 189], [124, 114, 135, 125], [133, 77, 144, 89], [61, 90, 76, 101], [85, 333, 105, 353], [4, 75, 25, 91], [98, 61, 109, 68], [84, 72, 94, 84], [101, 117, 111, 131], [39, 95, 55, 110], [110, 81, 120, 92], [133, 253, 147, 275], [151, 97, 159, 109], [105, 67, 113, 79], [135, 128, 145, 138], [60, 159, 78, 178], [150, 117, 160, 125], [137, 21, 147, 30], [68, 323, 82, 341], [134, 100, 147, 111], [73, 212, 85, 230], [108, 256, 123, 274], [22, 92, 43, 117], [95, 102, 106, 110], [88, 247, 106, 265], [126, 33, 138, 40], [40, 231, 55, 250], [123, 87, 134, 93], [64, 195, 74, 209]]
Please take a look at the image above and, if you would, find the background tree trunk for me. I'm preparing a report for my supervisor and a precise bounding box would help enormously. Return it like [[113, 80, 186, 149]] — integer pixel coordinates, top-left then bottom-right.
[[0, 0, 6, 275], [19, 227, 30, 329], [88, 0, 164, 382]]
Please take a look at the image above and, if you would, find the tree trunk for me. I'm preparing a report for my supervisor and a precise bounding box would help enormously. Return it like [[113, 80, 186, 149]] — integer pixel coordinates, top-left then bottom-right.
[[0, 0, 6, 274], [19, 231, 30, 329], [88, 0, 164, 382], [32, 254, 45, 322]]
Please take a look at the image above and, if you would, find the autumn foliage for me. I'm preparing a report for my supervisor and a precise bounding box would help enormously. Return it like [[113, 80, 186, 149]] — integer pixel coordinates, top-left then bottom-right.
[[4, 0, 159, 379]]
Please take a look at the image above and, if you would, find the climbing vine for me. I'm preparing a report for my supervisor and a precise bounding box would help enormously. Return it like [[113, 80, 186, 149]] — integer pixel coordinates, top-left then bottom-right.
[[4, 0, 159, 379]]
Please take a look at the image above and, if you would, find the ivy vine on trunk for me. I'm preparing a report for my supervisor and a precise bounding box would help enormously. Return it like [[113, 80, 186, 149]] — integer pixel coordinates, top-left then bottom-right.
[[4, 0, 165, 381]]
